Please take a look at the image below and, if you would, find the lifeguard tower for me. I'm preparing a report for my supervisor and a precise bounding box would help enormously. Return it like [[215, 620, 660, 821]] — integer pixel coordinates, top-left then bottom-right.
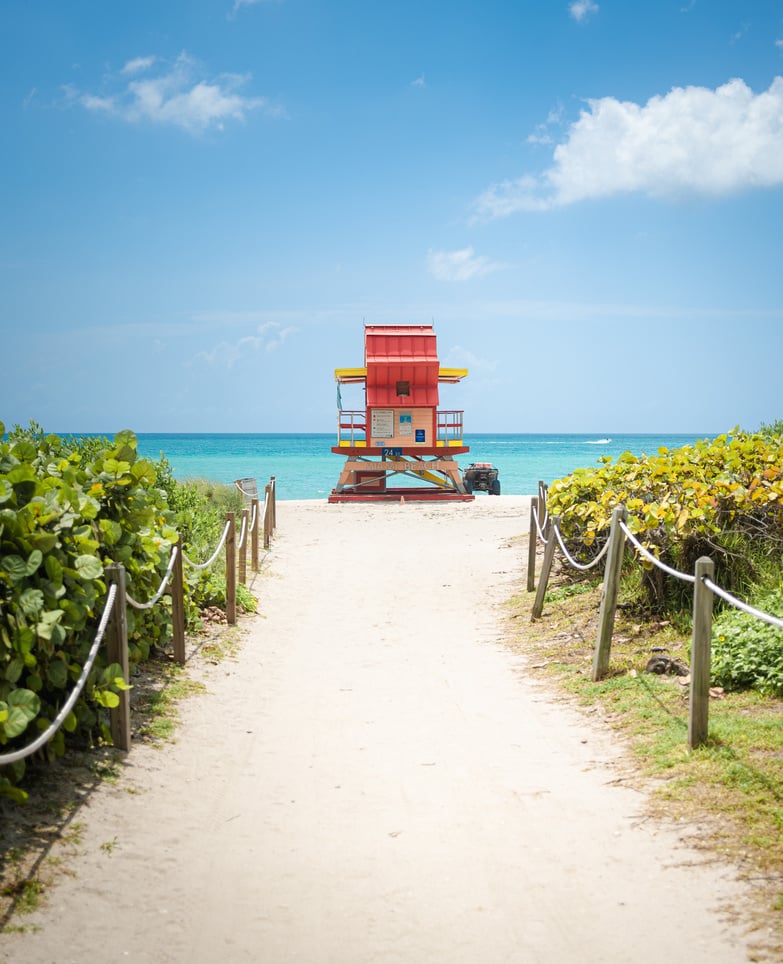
[[328, 323, 473, 503]]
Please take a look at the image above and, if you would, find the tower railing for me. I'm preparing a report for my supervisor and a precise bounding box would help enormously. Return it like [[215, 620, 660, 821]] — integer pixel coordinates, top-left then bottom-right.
[[437, 410, 464, 443], [337, 409, 465, 446], [337, 410, 367, 446]]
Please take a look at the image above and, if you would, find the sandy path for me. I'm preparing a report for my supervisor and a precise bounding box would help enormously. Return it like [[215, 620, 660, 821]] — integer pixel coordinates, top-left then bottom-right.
[[3, 497, 755, 963]]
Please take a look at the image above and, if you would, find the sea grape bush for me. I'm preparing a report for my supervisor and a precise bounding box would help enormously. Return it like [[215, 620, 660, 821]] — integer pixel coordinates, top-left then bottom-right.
[[165, 477, 249, 613], [711, 588, 783, 696], [546, 431, 783, 612], [0, 424, 180, 800], [0, 423, 259, 800]]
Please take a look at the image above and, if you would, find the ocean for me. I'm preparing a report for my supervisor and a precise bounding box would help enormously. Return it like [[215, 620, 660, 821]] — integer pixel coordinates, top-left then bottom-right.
[[133, 433, 713, 502]]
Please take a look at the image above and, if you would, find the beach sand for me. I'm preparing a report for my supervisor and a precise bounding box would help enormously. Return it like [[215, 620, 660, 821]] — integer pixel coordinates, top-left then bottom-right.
[[2, 496, 758, 962]]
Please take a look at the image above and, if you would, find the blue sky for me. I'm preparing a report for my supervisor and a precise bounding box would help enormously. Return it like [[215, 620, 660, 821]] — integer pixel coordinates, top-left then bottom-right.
[[2, 0, 782, 435]]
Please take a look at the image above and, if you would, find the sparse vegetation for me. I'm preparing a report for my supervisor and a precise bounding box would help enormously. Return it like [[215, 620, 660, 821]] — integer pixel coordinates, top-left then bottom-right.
[[507, 571, 783, 955]]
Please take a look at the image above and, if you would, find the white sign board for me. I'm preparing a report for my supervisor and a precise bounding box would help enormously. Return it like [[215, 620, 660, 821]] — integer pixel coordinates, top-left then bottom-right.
[[371, 409, 395, 437]]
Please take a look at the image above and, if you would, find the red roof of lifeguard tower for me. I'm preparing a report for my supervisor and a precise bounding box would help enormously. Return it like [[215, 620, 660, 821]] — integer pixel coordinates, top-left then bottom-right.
[[364, 324, 440, 408]]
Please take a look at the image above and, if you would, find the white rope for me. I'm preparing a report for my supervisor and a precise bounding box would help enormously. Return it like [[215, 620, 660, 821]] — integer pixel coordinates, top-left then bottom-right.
[[182, 520, 231, 570], [552, 521, 612, 571], [619, 520, 696, 584], [126, 545, 179, 610], [703, 577, 783, 629], [0, 584, 118, 766], [236, 513, 248, 551], [249, 501, 257, 534], [532, 503, 550, 543]]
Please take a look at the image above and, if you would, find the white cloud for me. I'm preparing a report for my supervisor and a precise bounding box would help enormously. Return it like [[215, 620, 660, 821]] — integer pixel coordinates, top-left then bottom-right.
[[411, 75, 426, 89], [189, 322, 298, 368], [569, 1, 599, 23], [475, 76, 783, 216], [66, 51, 281, 132], [121, 56, 157, 75], [527, 104, 564, 145], [427, 247, 506, 282]]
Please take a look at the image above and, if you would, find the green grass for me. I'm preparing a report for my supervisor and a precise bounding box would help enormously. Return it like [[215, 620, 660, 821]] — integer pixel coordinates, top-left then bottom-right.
[[1, 876, 45, 915], [135, 669, 208, 744]]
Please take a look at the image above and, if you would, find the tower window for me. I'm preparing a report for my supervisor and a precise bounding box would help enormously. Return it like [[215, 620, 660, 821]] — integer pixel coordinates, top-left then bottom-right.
[[396, 380, 410, 396]]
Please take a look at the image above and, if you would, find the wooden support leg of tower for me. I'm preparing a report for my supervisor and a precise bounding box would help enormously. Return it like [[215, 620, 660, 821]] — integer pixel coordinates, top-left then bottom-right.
[[334, 460, 358, 493], [440, 456, 467, 494]]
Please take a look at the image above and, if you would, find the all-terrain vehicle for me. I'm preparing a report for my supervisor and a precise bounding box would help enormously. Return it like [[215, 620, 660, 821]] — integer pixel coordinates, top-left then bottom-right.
[[462, 462, 501, 495]]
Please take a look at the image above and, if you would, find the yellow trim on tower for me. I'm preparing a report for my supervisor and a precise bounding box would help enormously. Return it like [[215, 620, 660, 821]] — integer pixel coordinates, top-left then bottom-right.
[[335, 365, 467, 382], [438, 367, 469, 382], [335, 367, 367, 382]]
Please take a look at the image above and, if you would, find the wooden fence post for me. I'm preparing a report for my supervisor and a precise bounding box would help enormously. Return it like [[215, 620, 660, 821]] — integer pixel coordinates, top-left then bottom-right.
[[689, 556, 715, 750], [527, 496, 538, 593], [238, 508, 249, 586], [264, 483, 272, 549], [531, 514, 559, 620], [251, 497, 259, 571], [105, 564, 131, 752], [225, 511, 236, 625], [592, 505, 627, 681], [269, 476, 276, 534], [171, 541, 185, 666]]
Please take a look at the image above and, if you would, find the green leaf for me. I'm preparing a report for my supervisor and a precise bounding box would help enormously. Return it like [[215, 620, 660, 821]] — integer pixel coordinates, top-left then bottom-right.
[[5, 657, 24, 684], [1, 555, 29, 581], [99, 519, 123, 546], [3, 548, 46, 580], [18, 588, 45, 617], [44, 554, 64, 587], [29, 532, 59, 554], [94, 690, 120, 709], [8, 687, 40, 715], [6, 463, 37, 484], [75, 554, 103, 580], [36, 609, 65, 642], [0, 781, 29, 803], [50, 622, 67, 649], [0, 479, 13, 504], [10, 440, 38, 462], [46, 660, 68, 688], [2, 689, 41, 738]]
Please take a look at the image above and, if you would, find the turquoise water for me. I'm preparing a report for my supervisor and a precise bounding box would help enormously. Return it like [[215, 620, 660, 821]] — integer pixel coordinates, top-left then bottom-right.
[[133, 433, 713, 501]]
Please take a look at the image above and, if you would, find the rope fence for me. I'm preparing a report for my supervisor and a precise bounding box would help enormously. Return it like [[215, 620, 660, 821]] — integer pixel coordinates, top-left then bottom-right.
[[526, 483, 783, 749], [126, 545, 181, 610], [0, 476, 277, 766], [182, 519, 231, 569]]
